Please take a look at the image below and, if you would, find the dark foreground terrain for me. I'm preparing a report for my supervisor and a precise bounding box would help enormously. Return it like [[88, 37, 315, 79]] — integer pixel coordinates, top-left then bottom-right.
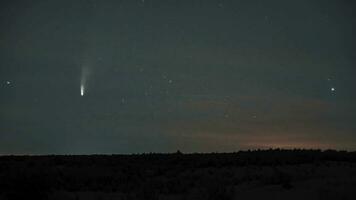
[[1, 149, 356, 200]]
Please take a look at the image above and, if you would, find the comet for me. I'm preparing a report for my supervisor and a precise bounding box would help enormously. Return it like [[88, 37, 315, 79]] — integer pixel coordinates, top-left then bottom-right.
[[80, 84, 84, 96], [80, 66, 90, 97]]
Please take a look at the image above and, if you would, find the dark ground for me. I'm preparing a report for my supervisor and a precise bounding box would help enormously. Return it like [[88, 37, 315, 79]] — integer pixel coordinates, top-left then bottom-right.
[[1, 149, 356, 200]]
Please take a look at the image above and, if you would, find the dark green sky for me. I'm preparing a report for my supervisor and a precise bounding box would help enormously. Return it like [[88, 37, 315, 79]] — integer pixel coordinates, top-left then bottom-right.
[[0, 0, 355, 154]]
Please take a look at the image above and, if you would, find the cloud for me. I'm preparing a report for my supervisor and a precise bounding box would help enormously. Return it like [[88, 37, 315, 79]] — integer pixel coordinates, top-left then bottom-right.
[[158, 93, 356, 151]]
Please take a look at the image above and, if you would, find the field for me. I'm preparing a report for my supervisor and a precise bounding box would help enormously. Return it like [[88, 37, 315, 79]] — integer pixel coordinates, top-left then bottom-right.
[[1, 149, 356, 200]]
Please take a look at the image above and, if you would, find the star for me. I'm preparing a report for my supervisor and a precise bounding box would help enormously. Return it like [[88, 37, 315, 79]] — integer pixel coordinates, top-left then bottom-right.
[[6, 81, 11, 85]]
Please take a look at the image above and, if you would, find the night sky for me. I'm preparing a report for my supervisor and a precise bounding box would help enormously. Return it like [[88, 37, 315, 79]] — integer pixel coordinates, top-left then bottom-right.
[[0, 0, 355, 154]]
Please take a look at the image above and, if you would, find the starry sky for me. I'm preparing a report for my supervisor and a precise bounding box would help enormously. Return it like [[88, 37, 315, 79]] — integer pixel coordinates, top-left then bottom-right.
[[0, 0, 355, 154]]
